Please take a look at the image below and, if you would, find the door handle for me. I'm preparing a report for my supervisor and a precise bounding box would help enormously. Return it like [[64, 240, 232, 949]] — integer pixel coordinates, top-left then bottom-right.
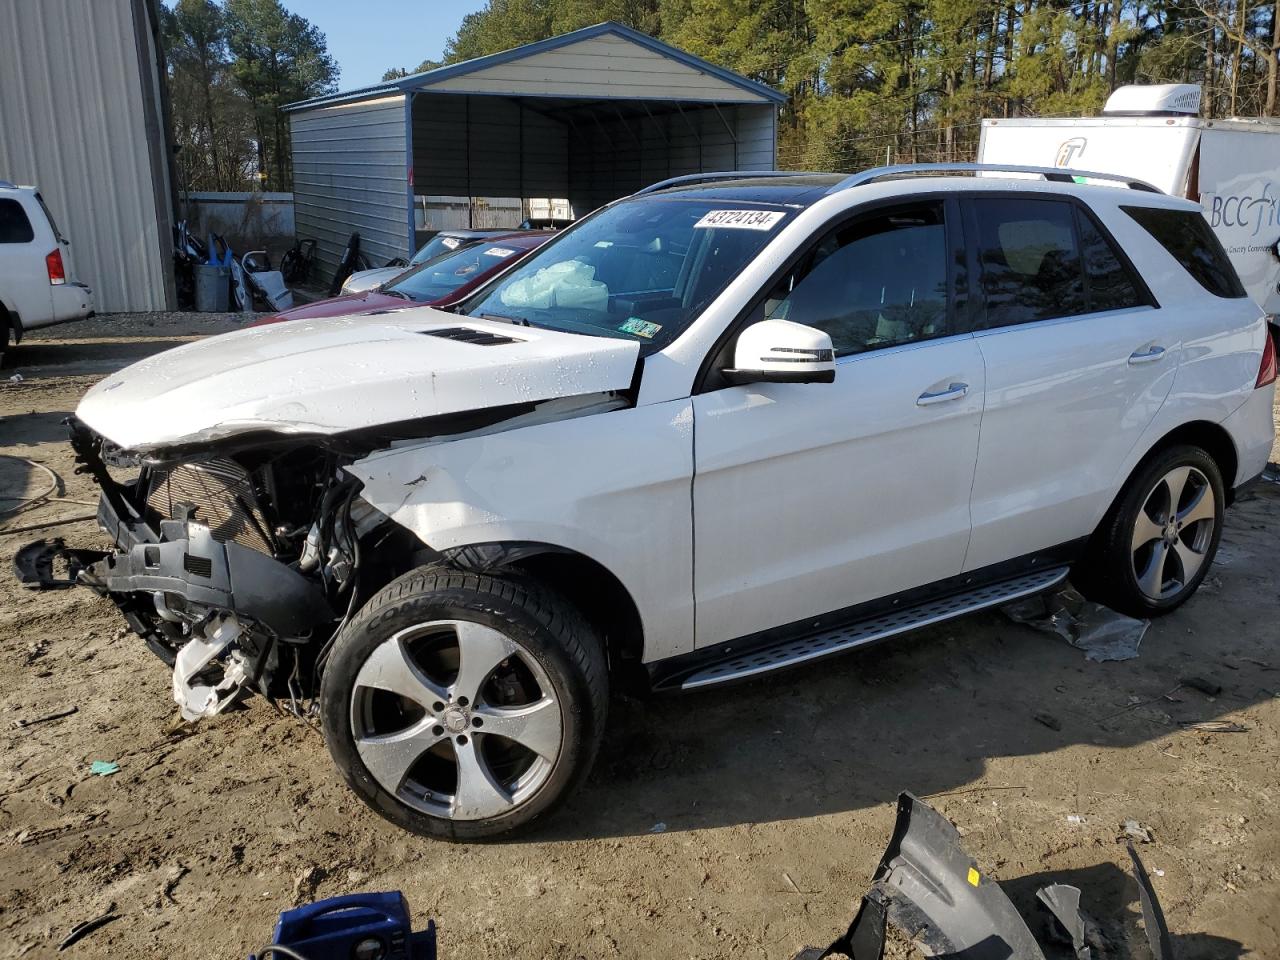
[[1128, 345, 1166, 365], [916, 382, 969, 406]]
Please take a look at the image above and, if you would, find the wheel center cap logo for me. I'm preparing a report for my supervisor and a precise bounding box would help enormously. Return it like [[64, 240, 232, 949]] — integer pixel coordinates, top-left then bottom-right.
[[442, 705, 469, 733]]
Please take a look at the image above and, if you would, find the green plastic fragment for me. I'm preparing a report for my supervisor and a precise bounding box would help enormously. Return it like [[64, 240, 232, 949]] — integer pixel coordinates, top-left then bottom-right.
[[89, 760, 120, 777]]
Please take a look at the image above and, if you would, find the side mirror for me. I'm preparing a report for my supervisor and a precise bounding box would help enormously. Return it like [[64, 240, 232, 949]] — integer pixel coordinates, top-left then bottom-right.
[[724, 318, 836, 385]]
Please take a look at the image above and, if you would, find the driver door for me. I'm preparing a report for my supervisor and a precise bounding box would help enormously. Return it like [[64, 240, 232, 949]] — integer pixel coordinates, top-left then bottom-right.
[[691, 199, 986, 647]]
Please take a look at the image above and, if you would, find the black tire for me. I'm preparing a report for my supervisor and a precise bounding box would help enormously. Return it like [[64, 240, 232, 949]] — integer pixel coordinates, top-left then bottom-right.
[[320, 565, 608, 841], [1078, 444, 1225, 618], [0, 312, 10, 368]]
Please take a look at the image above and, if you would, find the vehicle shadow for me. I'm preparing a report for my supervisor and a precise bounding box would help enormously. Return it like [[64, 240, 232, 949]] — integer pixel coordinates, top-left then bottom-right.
[[0, 410, 76, 450], [6, 336, 198, 380], [536, 486, 1280, 842]]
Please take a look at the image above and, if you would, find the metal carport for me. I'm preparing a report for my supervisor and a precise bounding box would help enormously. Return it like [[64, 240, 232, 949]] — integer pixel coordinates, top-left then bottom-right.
[[284, 21, 785, 283]]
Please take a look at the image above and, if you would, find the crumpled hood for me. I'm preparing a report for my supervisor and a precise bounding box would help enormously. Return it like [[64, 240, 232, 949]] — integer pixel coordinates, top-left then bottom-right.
[[77, 307, 640, 452]]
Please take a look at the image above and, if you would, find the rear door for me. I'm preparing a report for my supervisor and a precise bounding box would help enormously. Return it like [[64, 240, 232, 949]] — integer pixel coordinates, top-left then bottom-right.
[[692, 199, 986, 647], [0, 196, 52, 326], [961, 194, 1176, 571]]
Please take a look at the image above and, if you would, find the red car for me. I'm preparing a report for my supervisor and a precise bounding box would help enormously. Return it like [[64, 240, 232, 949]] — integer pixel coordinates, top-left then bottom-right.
[[252, 231, 552, 327]]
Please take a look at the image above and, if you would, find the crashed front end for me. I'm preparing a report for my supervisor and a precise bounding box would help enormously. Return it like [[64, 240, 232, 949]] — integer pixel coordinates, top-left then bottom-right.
[[14, 311, 642, 722], [48, 419, 379, 720]]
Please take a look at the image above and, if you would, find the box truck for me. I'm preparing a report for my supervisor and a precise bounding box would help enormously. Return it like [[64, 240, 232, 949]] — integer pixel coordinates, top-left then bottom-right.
[[978, 83, 1280, 318]]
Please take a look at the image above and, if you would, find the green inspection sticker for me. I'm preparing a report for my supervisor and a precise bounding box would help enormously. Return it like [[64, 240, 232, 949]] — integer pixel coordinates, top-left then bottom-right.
[[619, 317, 662, 339]]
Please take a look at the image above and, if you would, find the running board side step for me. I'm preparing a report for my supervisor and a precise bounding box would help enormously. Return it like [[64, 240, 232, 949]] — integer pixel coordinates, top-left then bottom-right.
[[681, 567, 1069, 691]]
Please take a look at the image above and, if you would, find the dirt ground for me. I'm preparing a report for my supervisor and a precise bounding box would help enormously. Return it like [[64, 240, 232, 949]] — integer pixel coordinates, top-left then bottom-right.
[[2, 314, 1279, 960]]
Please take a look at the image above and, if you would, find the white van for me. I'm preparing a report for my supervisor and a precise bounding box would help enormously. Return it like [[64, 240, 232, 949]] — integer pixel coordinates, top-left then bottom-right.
[[0, 181, 95, 362], [978, 84, 1280, 318]]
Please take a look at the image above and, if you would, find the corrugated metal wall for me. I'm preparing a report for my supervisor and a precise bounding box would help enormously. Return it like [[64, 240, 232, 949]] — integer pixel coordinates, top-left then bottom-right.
[[291, 95, 409, 281], [0, 0, 174, 314], [412, 95, 569, 202], [409, 96, 775, 220], [568, 103, 776, 213]]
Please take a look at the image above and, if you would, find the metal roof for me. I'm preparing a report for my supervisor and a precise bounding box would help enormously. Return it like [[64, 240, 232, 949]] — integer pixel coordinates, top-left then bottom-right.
[[284, 21, 787, 112]]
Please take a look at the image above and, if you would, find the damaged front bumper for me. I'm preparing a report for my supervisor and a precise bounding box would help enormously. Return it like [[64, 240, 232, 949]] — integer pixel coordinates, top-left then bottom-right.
[[14, 423, 337, 718], [800, 793, 1171, 960]]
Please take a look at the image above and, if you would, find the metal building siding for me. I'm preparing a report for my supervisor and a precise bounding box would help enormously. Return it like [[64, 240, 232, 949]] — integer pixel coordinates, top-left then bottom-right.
[[291, 95, 409, 279], [428, 35, 773, 103], [0, 0, 172, 313], [736, 106, 777, 169], [412, 95, 569, 200], [567, 104, 772, 213]]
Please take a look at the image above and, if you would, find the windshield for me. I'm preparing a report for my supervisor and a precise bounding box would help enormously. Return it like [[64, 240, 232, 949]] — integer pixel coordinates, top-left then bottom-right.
[[386, 241, 526, 303], [460, 198, 793, 352]]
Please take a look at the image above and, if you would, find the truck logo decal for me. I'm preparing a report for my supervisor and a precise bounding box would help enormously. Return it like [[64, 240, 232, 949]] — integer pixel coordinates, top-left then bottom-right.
[[1056, 137, 1087, 167], [1205, 182, 1280, 239]]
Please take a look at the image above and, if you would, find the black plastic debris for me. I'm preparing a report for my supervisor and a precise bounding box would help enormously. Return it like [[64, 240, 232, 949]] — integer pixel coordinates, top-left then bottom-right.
[[798, 793, 1175, 960]]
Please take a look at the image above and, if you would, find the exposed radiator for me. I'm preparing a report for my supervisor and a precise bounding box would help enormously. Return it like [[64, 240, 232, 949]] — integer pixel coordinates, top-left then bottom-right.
[[146, 458, 274, 554]]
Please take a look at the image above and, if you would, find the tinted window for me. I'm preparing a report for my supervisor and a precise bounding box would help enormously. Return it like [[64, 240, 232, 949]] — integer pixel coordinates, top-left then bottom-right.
[[0, 199, 34, 244], [973, 198, 1086, 327], [1123, 205, 1247, 298], [770, 205, 949, 356], [1076, 209, 1147, 312]]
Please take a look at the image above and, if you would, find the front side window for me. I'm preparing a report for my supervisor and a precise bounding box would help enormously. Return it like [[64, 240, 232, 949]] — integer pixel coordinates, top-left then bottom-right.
[[767, 204, 950, 356], [0, 199, 34, 244], [972, 198, 1086, 328], [1123, 205, 1247, 299], [461, 198, 793, 352]]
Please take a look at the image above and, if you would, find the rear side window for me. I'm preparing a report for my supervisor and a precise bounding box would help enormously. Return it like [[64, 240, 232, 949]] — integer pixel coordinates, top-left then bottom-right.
[[1123, 205, 1246, 298], [1075, 208, 1148, 313], [971, 198, 1086, 327], [0, 199, 34, 244]]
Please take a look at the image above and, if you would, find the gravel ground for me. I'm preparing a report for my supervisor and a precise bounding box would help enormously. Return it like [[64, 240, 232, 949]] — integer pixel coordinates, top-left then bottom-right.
[[1, 314, 1279, 960]]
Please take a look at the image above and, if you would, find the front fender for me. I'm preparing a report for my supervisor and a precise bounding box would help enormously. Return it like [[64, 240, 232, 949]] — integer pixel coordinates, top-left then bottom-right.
[[347, 398, 696, 663]]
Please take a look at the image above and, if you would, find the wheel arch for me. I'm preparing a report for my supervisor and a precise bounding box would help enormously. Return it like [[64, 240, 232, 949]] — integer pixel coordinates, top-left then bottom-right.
[[1103, 420, 1239, 533], [1143, 420, 1239, 502], [440, 541, 648, 693]]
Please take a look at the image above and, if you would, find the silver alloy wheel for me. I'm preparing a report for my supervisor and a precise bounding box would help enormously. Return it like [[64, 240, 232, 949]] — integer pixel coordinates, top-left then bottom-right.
[[349, 620, 563, 821], [1130, 464, 1217, 602]]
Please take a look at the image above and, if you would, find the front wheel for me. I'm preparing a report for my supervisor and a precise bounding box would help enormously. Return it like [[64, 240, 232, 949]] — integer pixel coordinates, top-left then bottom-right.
[[320, 566, 608, 841], [1081, 444, 1225, 618]]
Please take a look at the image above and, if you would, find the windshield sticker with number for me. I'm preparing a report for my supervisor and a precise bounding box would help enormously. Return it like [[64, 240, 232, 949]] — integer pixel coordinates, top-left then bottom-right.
[[693, 209, 786, 231], [484, 247, 517, 258]]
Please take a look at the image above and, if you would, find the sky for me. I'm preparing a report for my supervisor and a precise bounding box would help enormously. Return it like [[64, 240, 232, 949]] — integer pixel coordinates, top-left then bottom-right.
[[164, 0, 491, 90], [291, 0, 490, 88]]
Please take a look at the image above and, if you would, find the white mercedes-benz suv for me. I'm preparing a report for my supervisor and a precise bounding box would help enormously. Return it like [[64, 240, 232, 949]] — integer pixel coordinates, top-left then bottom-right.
[[27, 164, 1275, 840]]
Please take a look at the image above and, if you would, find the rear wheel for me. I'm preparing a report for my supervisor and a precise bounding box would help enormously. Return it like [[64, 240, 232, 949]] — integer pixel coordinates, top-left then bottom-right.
[[1081, 445, 1224, 617], [0, 313, 10, 367], [320, 566, 608, 840]]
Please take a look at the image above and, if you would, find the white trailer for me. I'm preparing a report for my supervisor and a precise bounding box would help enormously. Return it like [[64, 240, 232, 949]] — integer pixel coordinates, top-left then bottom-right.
[[978, 84, 1280, 316]]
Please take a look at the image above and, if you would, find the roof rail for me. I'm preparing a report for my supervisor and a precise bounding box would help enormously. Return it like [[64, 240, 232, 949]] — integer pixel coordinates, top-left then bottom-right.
[[827, 163, 1164, 195], [632, 170, 822, 197]]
